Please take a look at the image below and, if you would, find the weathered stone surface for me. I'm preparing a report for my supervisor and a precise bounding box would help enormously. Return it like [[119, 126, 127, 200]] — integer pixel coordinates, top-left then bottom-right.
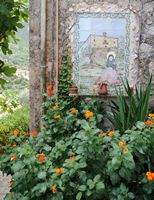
[[0, 172, 11, 200], [139, 43, 154, 60]]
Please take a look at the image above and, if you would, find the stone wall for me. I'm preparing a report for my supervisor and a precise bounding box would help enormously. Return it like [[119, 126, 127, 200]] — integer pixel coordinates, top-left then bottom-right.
[[29, 0, 154, 128], [139, 0, 154, 83]]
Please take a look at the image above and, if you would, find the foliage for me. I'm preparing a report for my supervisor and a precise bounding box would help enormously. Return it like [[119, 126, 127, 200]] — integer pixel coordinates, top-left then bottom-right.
[[58, 55, 74, 100], [0, 92, 19, 114], [0, 0, 28, 87], [0, 106, 29, 134], [0, 61, 17, 88], [108, 77, 152, 133], [0, 106, 29, 154], [1, 93, 154, 200]]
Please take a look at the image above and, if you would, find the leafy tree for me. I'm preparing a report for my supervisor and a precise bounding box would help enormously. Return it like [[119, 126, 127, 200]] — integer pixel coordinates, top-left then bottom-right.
[[0, 0, 28, 87]]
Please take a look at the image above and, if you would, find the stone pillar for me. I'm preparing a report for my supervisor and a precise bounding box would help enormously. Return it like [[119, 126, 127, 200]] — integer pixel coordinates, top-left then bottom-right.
[[29, 0, 57, 130], [29, 0, 42, 130]]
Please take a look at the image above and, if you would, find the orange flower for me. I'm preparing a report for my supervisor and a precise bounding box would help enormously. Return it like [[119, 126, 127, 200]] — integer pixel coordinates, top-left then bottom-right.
[[123, 147, 129, 153], [23, 133, 30, 137], [85, 110, 94, 119], [71, 108, 77, 115], [51, 185, 57, 193], [55, 168, 64, 175], [47, 85, 53, 90], [32, 130, 37, 137], [48, 91, 55, 96], [38, 155, 46, 163], [146, 172, 154, 181], [108, 131, 115, 137], [13, 129, 20, 136], [11, 155, 16, 161], [9, 181, 13, 187], [145, 120, 153, 126], [119, 142, 125, 147], [54, 115, 61, 119], [53, 105, 59, 110], [12, 144, 17, 148], [55, 168, 61, 174]]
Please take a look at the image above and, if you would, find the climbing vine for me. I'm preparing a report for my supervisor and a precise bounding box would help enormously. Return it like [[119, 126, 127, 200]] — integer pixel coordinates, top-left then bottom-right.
[[58, 55, 73, 100]]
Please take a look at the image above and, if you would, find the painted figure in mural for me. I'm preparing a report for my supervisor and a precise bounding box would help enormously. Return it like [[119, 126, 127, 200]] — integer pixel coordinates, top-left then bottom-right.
[[106, 54, 117, 70], [97, 52, 120, 95], [99, 52, 119, 85]]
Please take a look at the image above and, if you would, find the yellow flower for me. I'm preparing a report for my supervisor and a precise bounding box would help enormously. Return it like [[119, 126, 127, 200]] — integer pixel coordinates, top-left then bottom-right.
[[12, 144, 17, 148], [53, 105, 59, 110], [85, 110, 94, 119], [123, 147, 129, 153], [149, 113, 154, 118], [54, 115, 61, 119], [36, 153, 44, 158], [108, 131, 115, 137], [118, 141, 125, 147]]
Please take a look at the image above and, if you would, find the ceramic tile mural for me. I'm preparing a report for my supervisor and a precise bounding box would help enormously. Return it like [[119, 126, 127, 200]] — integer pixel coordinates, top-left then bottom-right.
[[74, 13, 130, 95]]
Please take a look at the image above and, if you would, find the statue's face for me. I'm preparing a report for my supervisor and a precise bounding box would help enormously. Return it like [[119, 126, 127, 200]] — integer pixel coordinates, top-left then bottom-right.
[[109, 55, 114, 61]]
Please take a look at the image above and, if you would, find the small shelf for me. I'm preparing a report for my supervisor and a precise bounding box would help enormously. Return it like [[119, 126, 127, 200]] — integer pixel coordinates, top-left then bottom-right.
[[69, 93, 117, 98]]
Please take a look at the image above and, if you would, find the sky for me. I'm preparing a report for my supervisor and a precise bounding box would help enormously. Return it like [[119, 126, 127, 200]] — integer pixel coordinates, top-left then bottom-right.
[[79, 17, 127, 42]]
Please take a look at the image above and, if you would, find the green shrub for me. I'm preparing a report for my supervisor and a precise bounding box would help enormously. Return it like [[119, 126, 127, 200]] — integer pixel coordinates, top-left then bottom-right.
[[0, 106, 29, 154], [1, 94, 154, 200], [0, 106, 29, 134], [108, 77, 152, 133]]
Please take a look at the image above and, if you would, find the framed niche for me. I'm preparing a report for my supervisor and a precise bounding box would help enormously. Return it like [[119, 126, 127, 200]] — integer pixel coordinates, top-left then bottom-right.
[[68, 3, 140, 96]]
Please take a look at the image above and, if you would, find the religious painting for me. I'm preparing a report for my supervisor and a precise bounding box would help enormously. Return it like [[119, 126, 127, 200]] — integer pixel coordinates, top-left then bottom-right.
[[74, 13, 130, 96]]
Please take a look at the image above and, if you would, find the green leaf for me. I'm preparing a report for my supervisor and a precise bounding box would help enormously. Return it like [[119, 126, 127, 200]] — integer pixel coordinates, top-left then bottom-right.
[[79, 185, 87, 191], [96, 182, 105, 191], [76, 192, 82, 200], [128, 192, 135, 199], [110, 173, 120, 185], [87, 179, 95, 190], [3, 65, 16, 77], [111, 157, 121, 170], [37, 171, 47, 179], [12, 161, 25, 172], [94, 174, 101, 182], [136, 121, 146, 130], [0, 78, 7, 87], [16, 23, 24, 29]]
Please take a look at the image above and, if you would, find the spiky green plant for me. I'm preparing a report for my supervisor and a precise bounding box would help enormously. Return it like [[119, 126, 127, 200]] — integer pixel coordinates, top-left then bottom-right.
[[108, 76, 152, 133]]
